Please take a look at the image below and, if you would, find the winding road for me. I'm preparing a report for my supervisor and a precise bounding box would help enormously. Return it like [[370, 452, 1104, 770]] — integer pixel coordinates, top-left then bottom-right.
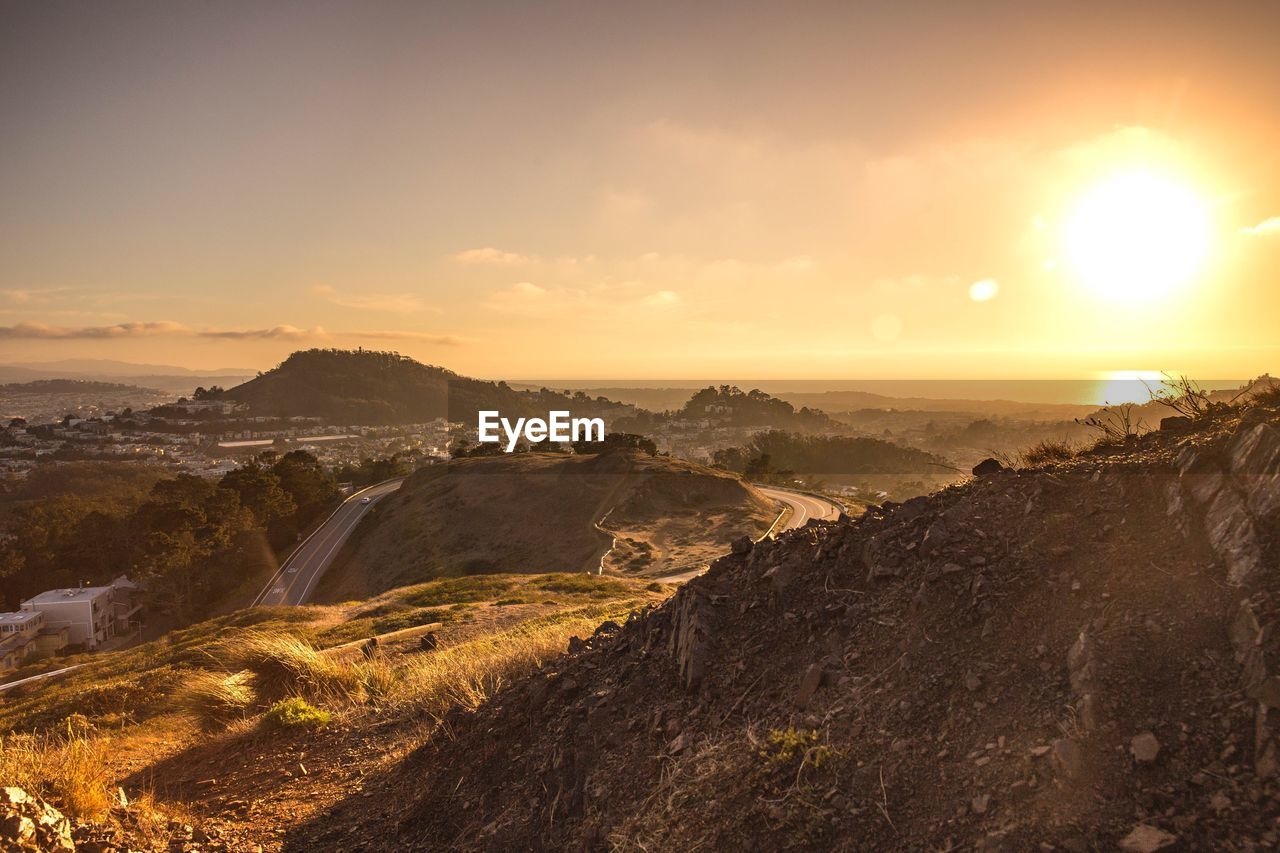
[[756, 485, 843, 529], [653, 484, 844, 584], [253, 478, 404, 607]]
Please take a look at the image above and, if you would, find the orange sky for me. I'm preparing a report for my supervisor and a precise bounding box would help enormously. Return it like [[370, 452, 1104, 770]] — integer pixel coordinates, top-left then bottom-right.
[[1, 1, 1277, 379]]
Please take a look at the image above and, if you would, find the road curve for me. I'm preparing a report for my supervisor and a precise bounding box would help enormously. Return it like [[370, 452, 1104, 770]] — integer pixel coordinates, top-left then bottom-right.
[[254, 478, 404, 607], [654, 485, 843, 584], [754, 485, 843, 529]]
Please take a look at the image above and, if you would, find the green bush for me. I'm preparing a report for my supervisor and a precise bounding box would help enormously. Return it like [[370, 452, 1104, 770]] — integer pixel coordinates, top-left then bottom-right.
[[262, 697, 331, 730]]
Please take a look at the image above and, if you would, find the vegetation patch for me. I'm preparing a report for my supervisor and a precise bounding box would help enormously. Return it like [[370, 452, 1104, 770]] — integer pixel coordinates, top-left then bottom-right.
[[262, 697, 331, 730]]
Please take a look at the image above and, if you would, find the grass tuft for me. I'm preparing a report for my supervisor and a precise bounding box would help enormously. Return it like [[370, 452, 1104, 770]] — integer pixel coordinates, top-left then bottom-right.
[[172, 670, 255, 729], [227, 629, 361, 701], [1020, 438, 1077, 466]]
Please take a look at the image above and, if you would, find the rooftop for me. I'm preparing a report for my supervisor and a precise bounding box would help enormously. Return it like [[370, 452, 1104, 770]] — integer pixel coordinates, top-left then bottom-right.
[[0, 611, 41, 625], [23, 586, 112, 606]]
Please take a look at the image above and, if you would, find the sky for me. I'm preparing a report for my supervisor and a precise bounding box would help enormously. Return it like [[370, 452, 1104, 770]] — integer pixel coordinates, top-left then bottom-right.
[[1, 0, 1278, 380]]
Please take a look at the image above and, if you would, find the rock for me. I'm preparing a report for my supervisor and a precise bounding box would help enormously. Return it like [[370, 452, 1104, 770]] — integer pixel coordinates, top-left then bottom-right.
[[1118, 824, 1176, 852], [971, 793, 991, 814], [0, 787, 74, 852], [896, 496, 931, 522], [593, 620, 621, 637], [972, 458, 1005, 477], [796, 663, 825, 709], [419, 631, 439, 652], [667, 588, 713, 691], [567, 635, 586, 654], [1159, 415, 1192, 432], [921, 519, 951, 551], [1051, 738, 1084, 779], [1130, 732, 1160, 763], [964, 670, 983, 692], [730, 535, 753, 556]]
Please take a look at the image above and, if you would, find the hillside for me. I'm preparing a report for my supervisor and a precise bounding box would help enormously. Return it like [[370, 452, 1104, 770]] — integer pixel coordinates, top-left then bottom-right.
[[6, 390, 1279, 852], [0, 573, 666, 851], [313, 451, 777, 601], [285, 390, 1280, 849]]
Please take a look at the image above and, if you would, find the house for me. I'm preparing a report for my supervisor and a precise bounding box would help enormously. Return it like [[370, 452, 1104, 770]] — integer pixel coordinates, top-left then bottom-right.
[[21, 586, 116, 649], [0, 610, 45, 674]]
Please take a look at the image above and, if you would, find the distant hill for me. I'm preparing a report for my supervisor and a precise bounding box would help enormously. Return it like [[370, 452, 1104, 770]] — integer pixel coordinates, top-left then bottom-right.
[[0, 379, 157, 396], [313, 451, 776, 601], [223, 349, 638, 426], [0, 361, 254, 396], [3, 358, 252, 378]]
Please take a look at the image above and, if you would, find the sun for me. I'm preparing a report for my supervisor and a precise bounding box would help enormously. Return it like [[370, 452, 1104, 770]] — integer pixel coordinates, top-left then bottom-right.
[[1063, 171, 1211, 302]]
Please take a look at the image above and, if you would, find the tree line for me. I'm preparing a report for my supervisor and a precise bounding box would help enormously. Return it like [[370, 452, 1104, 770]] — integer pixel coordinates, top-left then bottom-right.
[[0, 451, 338, 622]]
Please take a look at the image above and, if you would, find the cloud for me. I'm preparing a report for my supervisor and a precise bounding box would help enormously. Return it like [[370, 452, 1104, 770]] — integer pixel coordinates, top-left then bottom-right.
[[1242, 216, 1280, 236], [0, 321, 459, 344], [198, 325, 320, 340], [312, 285, 430, 313], [345, 330, 466, 345], [643, 290, 681, 306], [452, 247, 535, 265], [0, 321, 192, 339]]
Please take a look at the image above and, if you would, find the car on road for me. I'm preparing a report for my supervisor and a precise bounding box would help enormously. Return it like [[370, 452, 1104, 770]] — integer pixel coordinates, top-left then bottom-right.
[[360, 497, 372, 504]]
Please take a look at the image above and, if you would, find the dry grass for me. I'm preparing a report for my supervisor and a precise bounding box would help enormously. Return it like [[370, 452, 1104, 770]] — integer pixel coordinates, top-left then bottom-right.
[[0, 718, 112, 818], [1020, 438, 1077, 466], [226, 629, 362, 702], [397, 614, 617, 715], [172, 670, 255, 730]]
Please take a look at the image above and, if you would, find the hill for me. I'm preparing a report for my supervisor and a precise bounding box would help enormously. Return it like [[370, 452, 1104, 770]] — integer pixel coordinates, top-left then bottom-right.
[[289, 387, 1280, 849], [0, 379, 158, 396], [222, 349, 639, 426], [313, 451, 777, 601], [222, 349, 524, 425]]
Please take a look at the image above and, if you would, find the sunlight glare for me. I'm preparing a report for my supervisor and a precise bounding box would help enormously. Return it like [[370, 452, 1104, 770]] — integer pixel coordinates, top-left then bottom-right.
[[1064, 171, 1210, 303]]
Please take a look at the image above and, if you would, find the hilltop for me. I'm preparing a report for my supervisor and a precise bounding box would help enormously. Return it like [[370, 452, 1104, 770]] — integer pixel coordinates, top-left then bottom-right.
[[289, 387, 1280, 850], [222, 349, 640, 426], [313, 451, 777, 601], [222, 349, 528, 425]]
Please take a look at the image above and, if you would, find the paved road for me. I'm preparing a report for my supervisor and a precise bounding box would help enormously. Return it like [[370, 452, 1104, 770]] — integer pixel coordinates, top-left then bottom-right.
[[254, 479, 404, 607], [755, 485, 843, 528], [655, 485, 843, 584]]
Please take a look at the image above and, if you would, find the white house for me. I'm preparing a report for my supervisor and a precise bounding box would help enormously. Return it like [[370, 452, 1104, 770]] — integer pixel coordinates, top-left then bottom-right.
[[21, 586, 116, 649]]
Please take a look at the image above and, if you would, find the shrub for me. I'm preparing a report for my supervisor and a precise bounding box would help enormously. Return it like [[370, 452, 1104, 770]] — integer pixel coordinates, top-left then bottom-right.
[[262, 697, 331, 730], [1076, 403, 1146, 446], [758, 726, 831, 770], [173, 670, 254, 729]]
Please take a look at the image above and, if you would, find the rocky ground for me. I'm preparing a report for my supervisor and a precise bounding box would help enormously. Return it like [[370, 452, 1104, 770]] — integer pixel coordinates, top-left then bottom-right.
[[283, 398, 1280, 850]]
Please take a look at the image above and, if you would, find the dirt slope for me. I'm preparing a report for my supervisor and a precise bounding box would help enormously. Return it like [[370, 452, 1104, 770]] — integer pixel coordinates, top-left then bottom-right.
[[289, 400, 1280, 850], [314, 451, 776, 602]]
